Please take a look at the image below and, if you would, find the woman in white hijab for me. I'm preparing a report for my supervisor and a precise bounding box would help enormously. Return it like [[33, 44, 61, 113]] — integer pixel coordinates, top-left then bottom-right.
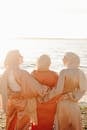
[[49, 52, 87, 130], [0, 50, 48, 130]]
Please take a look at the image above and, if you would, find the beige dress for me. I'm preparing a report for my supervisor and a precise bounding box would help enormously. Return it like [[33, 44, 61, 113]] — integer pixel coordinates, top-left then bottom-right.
[[49, 68, 87, 130]]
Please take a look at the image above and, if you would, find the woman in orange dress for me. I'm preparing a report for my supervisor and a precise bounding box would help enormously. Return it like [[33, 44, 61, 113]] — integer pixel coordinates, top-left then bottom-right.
[[49, 52, 87, 130], [0, 50, 48, 130], [31, 54, 59, 130]]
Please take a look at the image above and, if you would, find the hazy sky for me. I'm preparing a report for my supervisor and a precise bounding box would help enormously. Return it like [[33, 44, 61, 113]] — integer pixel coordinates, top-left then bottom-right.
[[0, 0, 87, 40], [0, 0, 87, 63]]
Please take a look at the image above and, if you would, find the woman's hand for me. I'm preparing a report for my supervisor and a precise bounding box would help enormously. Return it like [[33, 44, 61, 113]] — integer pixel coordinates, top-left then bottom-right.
[[41, 85, 50, 97]]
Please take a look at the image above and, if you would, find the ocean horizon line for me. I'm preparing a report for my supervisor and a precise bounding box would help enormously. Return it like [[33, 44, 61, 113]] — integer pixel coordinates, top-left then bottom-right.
[[16, 36, 87, 41]]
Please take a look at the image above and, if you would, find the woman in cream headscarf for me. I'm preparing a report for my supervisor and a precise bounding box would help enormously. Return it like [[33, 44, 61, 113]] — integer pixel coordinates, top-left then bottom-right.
[[49, 52, 87, 130], [31, 54, 59, 130], [0, 50, 48, 130]]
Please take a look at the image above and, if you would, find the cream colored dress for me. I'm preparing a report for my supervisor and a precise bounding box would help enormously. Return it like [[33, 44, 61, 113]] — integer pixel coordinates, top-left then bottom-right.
[[49, 68, 87, 130]]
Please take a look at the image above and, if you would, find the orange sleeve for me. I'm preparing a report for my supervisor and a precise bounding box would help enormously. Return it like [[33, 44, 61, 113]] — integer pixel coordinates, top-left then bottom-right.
[[31, 70, 58, 89]]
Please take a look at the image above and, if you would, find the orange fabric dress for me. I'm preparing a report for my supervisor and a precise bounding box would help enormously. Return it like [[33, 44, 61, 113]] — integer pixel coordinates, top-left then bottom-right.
[[3, 69, 48, 130], [31, 70, 59, 130]]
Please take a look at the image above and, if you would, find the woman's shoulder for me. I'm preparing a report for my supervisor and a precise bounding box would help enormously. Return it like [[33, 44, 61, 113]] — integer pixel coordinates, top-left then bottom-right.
[[59, 68, 86, 79], [32, 69, 58, 77], [60, 68, 81, 73], [59, 69, 73, 77], [49, 70, 58, 78], [14, 69, 31, 80]]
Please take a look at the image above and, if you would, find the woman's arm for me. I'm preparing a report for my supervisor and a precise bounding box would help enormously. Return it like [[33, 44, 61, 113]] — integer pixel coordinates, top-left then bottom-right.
[[48, 70, 65, 99], [79, 71, 87, 92], [76, 71, 87, 100], [16, 70, 49, 98], [72, 71, 87, 101]]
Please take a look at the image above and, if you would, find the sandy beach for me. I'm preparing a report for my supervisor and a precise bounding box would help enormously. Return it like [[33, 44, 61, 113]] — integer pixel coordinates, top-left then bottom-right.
[[0, 94, 87, 130], [0, 106, 86, 130]]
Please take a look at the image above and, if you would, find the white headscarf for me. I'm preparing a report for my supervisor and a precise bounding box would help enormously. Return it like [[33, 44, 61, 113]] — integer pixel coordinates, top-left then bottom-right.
[[63, 52, 80, 68]]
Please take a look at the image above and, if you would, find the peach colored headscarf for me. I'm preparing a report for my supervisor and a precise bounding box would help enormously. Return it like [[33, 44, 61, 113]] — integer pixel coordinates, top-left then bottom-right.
[[37, 54, 51, 71]]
